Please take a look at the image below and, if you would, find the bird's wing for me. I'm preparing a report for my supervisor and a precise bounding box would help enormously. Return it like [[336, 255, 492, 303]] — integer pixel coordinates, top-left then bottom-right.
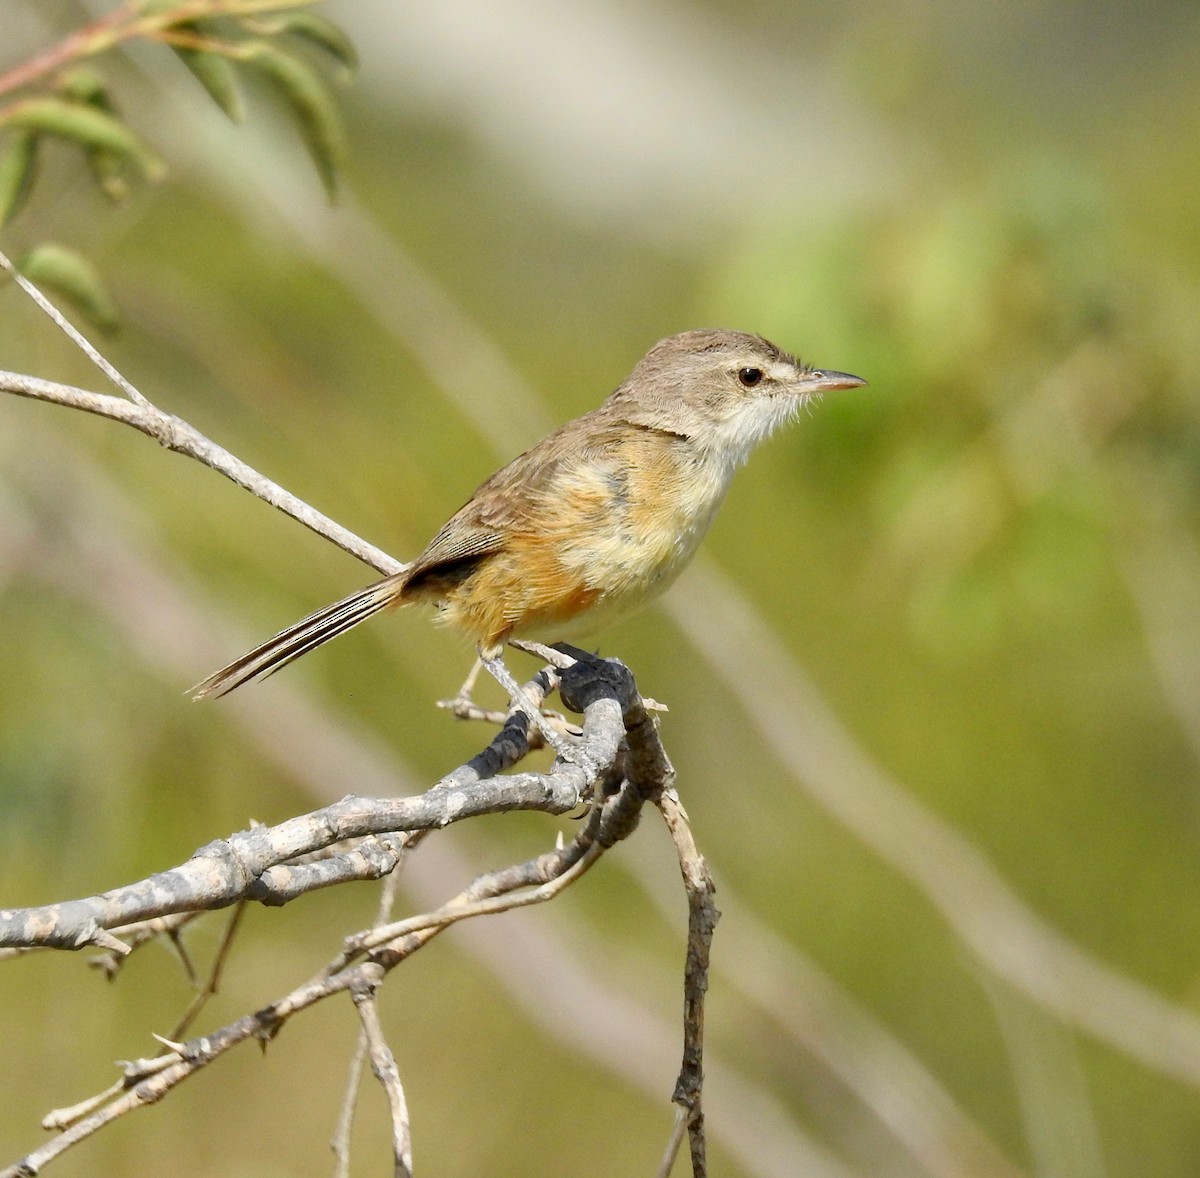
[[402, 414, 628, 589], [405, 517, 507, 580]]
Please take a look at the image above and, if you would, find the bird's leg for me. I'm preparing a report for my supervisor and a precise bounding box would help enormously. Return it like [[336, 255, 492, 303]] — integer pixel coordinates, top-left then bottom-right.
[[439, 655, 559, 727], [437, 657, 494, 720], [458, 656, 485, 702], [437, 650, 578, 736], [478, 648, 578, 761]]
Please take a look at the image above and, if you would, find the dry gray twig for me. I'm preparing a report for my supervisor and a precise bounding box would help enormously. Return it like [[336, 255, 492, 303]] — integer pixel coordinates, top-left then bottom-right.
[[0, 248, 399, 577], [351, 979, 412, 1178]]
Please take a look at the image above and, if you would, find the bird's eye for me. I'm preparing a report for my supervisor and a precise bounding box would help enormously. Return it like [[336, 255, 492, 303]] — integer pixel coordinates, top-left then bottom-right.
[[737, 367, 764, 388]]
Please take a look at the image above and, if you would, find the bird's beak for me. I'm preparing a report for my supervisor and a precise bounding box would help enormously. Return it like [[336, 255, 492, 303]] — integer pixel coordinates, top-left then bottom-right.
[[801, 369, 868, 393]]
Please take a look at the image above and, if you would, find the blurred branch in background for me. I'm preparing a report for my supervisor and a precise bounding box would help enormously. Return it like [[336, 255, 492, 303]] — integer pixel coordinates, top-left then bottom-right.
[[667, 566, 1200, 1087], [1116, 494, 1200, 769]]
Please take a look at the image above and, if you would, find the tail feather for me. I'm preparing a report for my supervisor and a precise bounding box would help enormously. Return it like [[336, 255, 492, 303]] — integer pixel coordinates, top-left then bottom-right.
[[191, 572, 407, 699]]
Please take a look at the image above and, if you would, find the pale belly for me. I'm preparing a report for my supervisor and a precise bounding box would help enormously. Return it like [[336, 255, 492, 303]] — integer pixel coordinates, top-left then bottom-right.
[[548, 451, 733, 639]]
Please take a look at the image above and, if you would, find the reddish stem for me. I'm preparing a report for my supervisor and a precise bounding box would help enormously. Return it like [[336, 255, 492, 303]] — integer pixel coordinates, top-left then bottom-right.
[[0, 3, 140, 101]]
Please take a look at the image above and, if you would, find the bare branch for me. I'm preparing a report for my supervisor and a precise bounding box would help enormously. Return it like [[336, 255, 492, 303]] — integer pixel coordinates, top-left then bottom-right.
[[3, 761, 660, 1176], [0, 659, 625, 958], [331, 1030, 369, 1178], [0, 240, 397, 573], [0, 249, 151, 406], [331, 863, 408, 1177], [88, 913, 205, 979], [0, 697, 614, 951], [351, 978, 412, 1178], [656, 788, 717, 1177], [0, 363, 398, 574], [164, 901, 247, 1044], [656, 1106, 690, 1178]]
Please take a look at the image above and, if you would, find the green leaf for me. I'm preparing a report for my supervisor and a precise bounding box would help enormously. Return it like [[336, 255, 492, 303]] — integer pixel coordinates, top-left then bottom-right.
[[248, 13, 358, 76], [0, 98, 166, 182], [87, 147, 132, 202], [0, 131, 40, 228], [238, 42, 346, 199], [17, 243, 120, 332], [173, 33, 247, 121], [51, 69, 135, 198], [57, 68, 114, 110]]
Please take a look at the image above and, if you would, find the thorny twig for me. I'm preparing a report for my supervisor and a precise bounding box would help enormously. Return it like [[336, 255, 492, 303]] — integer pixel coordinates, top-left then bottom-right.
[[331, 863, 408, 1177]]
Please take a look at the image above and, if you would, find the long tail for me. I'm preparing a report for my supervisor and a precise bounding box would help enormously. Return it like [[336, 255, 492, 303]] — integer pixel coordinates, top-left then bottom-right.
[[190, 570, 409, 699]]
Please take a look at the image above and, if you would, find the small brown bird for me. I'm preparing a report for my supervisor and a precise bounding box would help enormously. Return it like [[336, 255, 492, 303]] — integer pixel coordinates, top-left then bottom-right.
[[192, 329, 865, 700]]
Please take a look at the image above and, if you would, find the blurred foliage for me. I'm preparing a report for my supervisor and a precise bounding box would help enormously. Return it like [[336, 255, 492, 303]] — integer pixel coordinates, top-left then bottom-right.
[[2, 1, 1200, 1176], [0, 0, 353, 324]]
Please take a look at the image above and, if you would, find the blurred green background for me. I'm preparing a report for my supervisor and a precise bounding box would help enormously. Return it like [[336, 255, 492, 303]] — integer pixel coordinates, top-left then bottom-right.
[[2, 1, 1200, 1175]]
